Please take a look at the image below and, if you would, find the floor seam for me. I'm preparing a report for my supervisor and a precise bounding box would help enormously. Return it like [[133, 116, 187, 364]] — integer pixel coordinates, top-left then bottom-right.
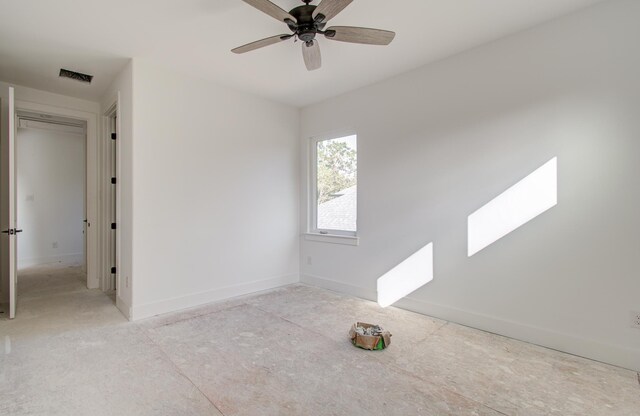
[[250, 304, 324, 337], [139, 329, 228, 416], [484, 405, 511, 415], [428, 320, 450, 336], [365, 347, 514, 415], [387, 363, 509, 414]]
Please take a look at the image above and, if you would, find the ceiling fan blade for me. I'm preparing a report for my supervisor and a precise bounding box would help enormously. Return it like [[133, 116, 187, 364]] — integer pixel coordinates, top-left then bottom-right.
[[302, 40, 322, 71], [312, 0, 353, 23], [325, 26, 395, 45], [241, 0, 296, 23], [231, 34, 291, 54]]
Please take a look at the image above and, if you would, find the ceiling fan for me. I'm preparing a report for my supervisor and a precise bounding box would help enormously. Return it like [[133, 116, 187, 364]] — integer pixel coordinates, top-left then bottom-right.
[[231, 0, 396, 71]]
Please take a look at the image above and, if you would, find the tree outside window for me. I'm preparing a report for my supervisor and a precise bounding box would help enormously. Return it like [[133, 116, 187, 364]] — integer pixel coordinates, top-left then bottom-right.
[[315, 135, 357, 233]]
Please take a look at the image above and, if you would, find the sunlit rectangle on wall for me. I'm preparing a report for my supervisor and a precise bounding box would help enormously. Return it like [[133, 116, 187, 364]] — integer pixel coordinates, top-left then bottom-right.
[[377, 243, 434, 308], [468, 157, 557, 257]]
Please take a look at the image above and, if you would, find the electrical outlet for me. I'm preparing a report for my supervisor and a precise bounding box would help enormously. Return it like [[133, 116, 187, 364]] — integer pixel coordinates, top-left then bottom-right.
[[52, 242, 58, 249], [307, 256, 312, 266], [631, 311, 640, 329], [126, 276, 129, 288]]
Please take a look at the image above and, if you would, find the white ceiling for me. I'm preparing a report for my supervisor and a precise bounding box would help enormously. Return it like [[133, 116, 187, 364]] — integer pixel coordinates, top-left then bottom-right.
[[0, 0, 605, 107]]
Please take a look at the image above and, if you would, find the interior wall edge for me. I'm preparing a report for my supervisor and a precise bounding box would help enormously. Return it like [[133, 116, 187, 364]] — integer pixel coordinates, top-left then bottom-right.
[[116, 295, 132, 321]]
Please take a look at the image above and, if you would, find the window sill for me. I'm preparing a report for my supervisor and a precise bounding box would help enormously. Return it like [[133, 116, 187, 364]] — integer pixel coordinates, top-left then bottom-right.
[[303, 233, 360, 246]]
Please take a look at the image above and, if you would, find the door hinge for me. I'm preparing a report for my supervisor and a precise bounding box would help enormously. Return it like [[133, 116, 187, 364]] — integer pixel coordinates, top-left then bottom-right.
[[111, 267, 116, 274], [1, 228, 22, 235], [111, 223, 117, 230], [111, 133, 117, 140], [111, 177, 117, 184]]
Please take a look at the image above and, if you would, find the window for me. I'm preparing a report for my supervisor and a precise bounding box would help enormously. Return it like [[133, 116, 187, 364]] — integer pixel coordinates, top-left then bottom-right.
[[310, 134, 357, 236]]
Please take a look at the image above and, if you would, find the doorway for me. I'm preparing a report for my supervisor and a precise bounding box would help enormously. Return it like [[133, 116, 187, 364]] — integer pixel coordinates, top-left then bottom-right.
[[1, 88, 108, 318], [13, 111, 89, 302], [15, 111, 87, 273]]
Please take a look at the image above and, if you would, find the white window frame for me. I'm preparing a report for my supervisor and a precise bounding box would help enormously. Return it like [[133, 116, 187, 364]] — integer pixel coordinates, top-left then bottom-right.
[[308, 132, 358, 241]]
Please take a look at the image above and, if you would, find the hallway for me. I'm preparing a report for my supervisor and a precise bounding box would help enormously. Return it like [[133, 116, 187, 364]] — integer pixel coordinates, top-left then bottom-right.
[[1, 263, 121, 337], [0, 264, 219, 415]]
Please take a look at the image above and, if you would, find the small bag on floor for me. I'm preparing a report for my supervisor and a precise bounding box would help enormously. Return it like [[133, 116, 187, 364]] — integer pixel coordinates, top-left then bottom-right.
[[349, 322, 391, 350]]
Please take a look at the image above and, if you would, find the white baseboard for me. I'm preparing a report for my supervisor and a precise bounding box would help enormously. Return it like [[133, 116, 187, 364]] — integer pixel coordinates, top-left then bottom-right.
[[116, 296, 132, 321], [302, 273, 377, 300], [18, 253, 84, 269], [130, 273, 300, 321], [301, 273, 640, 372]]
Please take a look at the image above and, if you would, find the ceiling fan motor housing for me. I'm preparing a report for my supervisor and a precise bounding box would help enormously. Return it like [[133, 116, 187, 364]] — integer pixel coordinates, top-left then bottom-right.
[[289, 4, 326, 42]]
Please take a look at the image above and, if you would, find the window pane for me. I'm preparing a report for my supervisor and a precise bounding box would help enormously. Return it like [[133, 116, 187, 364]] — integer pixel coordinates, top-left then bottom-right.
[[316, 135, 357, 232]]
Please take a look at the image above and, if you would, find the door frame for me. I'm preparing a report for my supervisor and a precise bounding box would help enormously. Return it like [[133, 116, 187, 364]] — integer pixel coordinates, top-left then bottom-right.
[[100, 96, 120, 293], [14, 100, 100, 289]]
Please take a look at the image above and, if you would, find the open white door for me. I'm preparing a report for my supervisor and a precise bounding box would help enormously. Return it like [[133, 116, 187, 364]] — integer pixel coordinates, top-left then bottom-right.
[[2, 86, 18, 318]]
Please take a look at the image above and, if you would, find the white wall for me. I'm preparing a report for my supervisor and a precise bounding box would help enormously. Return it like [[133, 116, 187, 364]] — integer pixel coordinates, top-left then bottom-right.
[[1, 82, 100, 300], [300, 0, 640, 371], [129, 58, 300, 319], [17, 126, 85, 268]]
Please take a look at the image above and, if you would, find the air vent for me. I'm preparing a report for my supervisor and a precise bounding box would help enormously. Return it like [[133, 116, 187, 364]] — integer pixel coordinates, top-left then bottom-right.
[[59, 68, 93, 84]]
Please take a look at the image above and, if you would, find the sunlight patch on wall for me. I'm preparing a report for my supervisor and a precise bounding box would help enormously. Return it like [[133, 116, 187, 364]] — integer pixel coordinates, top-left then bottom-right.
[[377, 243, 434, 308], [468, 157, 557, 257]]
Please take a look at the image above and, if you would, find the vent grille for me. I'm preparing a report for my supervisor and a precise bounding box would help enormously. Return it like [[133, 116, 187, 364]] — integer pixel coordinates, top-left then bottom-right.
[[59, 68, 93, 83]]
